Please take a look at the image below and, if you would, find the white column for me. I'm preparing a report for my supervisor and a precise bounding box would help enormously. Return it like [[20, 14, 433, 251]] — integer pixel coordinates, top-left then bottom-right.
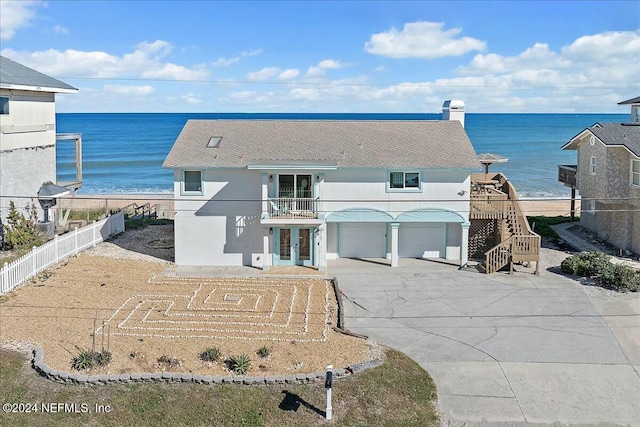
[[317, 224, 327, 271], [262, 228, 270, 271], [460, 222, 470, 268], [390, 222, 399, 267], [261, 173, 269, 218]]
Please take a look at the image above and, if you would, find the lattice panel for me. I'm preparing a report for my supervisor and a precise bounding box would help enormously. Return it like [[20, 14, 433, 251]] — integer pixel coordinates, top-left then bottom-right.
[[468, 219, 499, 259]]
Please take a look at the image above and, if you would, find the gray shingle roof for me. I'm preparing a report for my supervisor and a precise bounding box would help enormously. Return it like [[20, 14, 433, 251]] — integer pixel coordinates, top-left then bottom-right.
[[618, 96, 640, 105], [0, 55, 77, 92], [563, 122, 640, 157], [163, 119, 481, 170]]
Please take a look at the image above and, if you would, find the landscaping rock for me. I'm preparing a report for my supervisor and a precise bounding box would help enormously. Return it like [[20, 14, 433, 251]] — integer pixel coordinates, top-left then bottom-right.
[[151, 372, 163, 381], [275, 375, 285, 384], [98, 374, 110, 383], [192, 374, 203, 383], [233, 376, 244, 384], [222, 376, 233, 384], [348, 358, 383, 374], [202, 375, 213, 384], [265, 376, 276, 384], [130, 373, 142, 381], [285, 375, 296, 383], [243, 376, 254, 385], [141, 373, 152, 381]]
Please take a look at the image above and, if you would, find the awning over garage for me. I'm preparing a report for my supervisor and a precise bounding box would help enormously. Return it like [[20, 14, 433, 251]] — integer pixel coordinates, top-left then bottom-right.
[[395, 208, 465, 223], [326, 208, 394, 223]]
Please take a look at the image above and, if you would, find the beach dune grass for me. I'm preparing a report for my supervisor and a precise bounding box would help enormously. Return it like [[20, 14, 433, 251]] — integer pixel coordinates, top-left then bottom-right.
[[0, 347, 439, 426], [527, 215, 576, 239]]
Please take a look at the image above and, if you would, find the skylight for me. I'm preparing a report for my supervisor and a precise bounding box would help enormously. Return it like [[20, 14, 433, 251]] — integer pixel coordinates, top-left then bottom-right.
[[207, 136, 222, 148]]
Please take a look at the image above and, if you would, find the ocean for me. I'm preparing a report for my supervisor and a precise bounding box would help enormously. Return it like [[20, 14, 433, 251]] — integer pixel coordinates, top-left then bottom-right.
[[55, 112, 628, 198]]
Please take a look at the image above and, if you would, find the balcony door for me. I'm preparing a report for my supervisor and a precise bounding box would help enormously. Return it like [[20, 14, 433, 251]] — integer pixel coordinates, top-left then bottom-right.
[[275, 227, 313, 266], [278, 174, 312, 211]]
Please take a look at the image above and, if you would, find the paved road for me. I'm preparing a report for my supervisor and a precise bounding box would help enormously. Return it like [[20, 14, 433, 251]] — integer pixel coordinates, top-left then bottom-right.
[[331, 260, 640, 426]]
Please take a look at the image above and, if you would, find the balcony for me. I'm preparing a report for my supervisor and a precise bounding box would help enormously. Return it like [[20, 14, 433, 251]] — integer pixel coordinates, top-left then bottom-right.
[[558, 164, 577, 188], [266, 197, 319, 220]]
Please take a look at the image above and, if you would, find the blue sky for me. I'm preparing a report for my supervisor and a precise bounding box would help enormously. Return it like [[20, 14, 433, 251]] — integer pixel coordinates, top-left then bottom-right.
[[1, 0, 638, 113]]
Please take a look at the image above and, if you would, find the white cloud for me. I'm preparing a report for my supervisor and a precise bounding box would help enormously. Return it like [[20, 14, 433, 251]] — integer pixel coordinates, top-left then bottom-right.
[[318, 59, 343, 69], [247, 66, 280, 81], [53, 25, 69, 35], [0, 0, 41, 40], [364, 21, 486, 58], [456, 30, 639, 95], [562, 31, 640, 61], [212, 48, 263, 67], [0, 40, 209, 81], [103, 85, 155, 95], [277, 69, 300, 80], [306, 66, 325, 77], [181, 93, 202, 104]]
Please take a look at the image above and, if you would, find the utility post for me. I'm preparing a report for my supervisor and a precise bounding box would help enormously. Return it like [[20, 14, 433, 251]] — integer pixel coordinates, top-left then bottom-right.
[[325, 364, 333, 420]]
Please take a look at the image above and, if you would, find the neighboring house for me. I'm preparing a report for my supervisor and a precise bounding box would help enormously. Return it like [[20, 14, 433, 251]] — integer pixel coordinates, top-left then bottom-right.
[[163, 100, 480, 270], [0, 56, 82, 231], [559, 96, 640, 254]]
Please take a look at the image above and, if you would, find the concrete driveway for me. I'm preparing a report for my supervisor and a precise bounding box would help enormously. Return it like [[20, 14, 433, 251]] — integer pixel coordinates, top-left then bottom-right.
[[331, 260, 640, 426]]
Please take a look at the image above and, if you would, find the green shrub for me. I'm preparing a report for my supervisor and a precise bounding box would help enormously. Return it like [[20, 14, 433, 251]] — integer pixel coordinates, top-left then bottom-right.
[[200, 347, 221, 362], [2, 201, 44, 250], [94, 350, 112, 366], [560, 251, 610, 277], [228, 354, 251, 375], [256, 346, 271, 358], [601, 264, 640, 292], [560, 256, 581, 275], [71, 349, 96, 371], [561, 251, 639, 293]]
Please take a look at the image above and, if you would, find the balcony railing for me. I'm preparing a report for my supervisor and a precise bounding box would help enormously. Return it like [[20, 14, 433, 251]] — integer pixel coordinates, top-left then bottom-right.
[[558, 164, 577, 188], [266, 197, 318, 219]]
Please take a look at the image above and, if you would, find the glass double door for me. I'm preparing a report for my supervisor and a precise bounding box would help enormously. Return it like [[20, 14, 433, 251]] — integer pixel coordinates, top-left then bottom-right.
[[275, 227, 313, 266]]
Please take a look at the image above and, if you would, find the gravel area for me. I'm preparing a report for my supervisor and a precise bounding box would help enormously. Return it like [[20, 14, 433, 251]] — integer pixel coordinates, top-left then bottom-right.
[[0, 223, 381, 378]]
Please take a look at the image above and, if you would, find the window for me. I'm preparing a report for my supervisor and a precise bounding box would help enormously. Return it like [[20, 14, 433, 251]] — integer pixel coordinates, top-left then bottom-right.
[[182, 170, 202, 194], [389, 171, 420, 190], [632, 159, 640, 187], [590, 156, 596, 175], [0, 97, 8, 115]]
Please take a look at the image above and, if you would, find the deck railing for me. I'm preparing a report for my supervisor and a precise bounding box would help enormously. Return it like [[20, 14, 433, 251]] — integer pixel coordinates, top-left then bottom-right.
[[0, 211, 125, 295], [471, 173, 541, 275], [266, 197, 318, 219]]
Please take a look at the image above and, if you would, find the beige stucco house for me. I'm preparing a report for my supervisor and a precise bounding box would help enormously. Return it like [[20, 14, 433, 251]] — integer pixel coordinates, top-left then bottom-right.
[[560, 96, 640, 254], [0, 56, 82, 234]]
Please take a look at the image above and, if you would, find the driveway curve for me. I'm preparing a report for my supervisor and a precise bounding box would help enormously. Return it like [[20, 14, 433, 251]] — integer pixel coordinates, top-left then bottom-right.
[[332, 261, 640, 426]]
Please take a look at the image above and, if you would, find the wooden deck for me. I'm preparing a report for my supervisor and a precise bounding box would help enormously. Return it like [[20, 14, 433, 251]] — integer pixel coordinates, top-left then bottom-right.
[[470, 173, 541, 275]]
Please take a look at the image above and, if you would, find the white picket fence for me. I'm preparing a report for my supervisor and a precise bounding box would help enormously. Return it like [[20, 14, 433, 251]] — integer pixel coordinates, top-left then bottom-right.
[[0, 211, 125, 295]]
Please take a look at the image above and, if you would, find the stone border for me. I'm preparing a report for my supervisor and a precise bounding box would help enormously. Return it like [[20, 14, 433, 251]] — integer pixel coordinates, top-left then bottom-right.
[[31, 346, 382, 386]]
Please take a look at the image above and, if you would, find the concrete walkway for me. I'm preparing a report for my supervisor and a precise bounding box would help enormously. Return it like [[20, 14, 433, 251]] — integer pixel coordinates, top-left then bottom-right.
[[332, 261, 640, 426]]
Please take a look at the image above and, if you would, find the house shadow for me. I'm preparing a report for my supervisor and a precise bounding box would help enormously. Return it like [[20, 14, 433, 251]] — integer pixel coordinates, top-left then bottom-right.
[[279, 390, 325, 417]]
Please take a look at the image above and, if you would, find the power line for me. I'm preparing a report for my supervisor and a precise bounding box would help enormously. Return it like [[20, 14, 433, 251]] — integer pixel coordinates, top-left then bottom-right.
[[52, 75, 639, 90]]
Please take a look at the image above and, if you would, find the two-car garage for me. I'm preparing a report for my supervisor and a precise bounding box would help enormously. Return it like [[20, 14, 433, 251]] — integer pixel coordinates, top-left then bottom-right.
[[327, 208, 464, 263]]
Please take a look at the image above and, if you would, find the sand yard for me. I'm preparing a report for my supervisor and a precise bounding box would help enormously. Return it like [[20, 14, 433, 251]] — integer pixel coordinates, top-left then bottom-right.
[[0, 247, 378, 377]]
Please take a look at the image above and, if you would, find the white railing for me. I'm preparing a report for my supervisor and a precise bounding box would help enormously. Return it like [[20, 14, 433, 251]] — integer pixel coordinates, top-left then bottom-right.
[[0, 211, 125, 295], [267, 197, 318, 219]]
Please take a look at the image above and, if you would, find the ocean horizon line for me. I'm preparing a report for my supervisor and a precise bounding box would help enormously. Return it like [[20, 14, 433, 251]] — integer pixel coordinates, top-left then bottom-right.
[[58, 111, 625, 116]]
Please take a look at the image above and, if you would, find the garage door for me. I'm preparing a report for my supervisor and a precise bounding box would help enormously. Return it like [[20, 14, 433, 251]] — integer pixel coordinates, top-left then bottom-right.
[[339, 223, 386, 258], [399, 223, 445, 258]]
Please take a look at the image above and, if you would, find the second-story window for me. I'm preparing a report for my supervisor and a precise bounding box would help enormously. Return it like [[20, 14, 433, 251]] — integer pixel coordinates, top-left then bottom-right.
[[0, 96, 8, 114], [389, 171, 420, 189], [632, 159, 640, 187], [590, 156, 597, 175], [183, 170, 202, 194]]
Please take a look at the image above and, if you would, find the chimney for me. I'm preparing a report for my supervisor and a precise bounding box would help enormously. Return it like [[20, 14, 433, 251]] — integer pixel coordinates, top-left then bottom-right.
[[442, 100, 465, 128]]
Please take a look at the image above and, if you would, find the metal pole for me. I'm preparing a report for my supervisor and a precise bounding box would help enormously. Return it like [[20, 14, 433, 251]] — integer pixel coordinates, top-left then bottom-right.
[[325, 364, 333, 420]]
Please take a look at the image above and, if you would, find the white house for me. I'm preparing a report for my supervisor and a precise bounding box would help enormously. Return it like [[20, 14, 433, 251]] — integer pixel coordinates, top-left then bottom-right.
[[0, 55, 82, 229], [163, 101, 480, 270]]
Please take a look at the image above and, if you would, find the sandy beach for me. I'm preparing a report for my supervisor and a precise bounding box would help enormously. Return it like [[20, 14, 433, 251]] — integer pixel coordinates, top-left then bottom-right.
[[58, 193, 175, 219]]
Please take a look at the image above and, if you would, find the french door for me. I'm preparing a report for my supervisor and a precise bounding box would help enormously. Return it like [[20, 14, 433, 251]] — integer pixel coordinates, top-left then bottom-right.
[[275, 228, 313, 266]]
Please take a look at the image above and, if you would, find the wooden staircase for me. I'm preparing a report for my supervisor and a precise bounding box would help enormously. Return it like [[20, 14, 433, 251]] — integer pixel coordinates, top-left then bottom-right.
[[470, 173, 541, 275]]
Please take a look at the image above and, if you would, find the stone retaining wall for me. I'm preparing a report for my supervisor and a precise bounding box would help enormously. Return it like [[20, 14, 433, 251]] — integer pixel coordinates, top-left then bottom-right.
[[32, 346, 383, 386]]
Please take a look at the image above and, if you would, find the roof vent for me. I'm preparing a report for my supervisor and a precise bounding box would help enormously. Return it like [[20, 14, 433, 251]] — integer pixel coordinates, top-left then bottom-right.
[[207, 136, 222, 148]]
